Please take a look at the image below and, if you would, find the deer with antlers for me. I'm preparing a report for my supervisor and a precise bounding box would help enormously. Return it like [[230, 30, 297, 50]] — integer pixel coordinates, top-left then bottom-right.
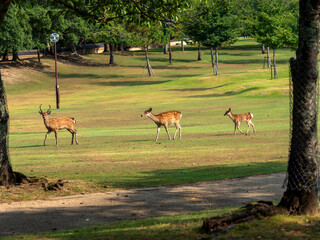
[[224, 108, 256, 135], [141, 108, 182, 141], [39, 105, 78, 146]]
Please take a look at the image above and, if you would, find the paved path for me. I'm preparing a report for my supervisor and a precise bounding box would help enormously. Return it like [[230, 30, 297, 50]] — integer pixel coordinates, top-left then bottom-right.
[[0, 172, 286, 237]]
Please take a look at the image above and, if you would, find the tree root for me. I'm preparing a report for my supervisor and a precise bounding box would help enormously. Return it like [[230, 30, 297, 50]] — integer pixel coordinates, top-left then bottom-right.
[[202, 201, 288, 234]]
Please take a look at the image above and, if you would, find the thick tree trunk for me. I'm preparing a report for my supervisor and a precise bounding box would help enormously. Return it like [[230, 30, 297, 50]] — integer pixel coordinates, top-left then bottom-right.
[[144, 46, 152, 77], [109, 44, 115, 65], [197, 42, 201, 61], [278, 0, 320, 215], [181, 40, 184, 52], [12, 49, 19, 62], [0, 72, 13, 186]]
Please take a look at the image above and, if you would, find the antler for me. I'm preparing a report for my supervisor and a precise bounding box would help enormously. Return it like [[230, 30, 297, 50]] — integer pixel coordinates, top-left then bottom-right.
[[47, 105, 51, 114], [39, 104, 43, 113]]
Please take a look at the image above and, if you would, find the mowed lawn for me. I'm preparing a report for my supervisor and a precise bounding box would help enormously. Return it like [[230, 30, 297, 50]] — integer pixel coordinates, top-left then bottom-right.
[[3, 38, 294, 198]]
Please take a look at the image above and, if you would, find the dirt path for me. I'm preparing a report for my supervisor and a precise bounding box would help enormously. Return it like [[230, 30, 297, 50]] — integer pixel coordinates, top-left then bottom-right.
[[0, 172, 286, 237]]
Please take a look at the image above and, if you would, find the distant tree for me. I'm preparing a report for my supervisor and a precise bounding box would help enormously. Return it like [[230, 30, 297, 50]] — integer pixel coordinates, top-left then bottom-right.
[[248, 0, 299, 78], [94, 21, 133, 65], [26, 3, 52, 62], [0, 3, 32, 61], [185, 0, 238, 75]]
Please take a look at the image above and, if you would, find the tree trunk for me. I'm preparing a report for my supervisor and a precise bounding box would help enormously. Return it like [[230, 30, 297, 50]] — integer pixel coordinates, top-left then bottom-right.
[[2, 49, 8, 61], [210, 47, 214, 75], [197, 42, 201, 61], [0, 72, 28, 186], [261, 44, 265, 54], [169, 37, 172, 64], [215, 47, 219, 75], [267, 47, 270, 68], [37, 47, 41, 63], [144, 46, 152, 77], [278, 0, 320, 215], [181, 40, 184, 52], [272, 49, 277, 79], [109, 44, 115, 65], [12, 49, 19, 62]]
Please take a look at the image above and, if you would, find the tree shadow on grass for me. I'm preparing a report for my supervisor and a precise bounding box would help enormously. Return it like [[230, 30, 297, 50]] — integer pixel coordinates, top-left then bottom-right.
[[167, 84, 232, 92], [100, 161, 286, 189], [189, 87, 262, 98], [91, 80, 171, 87]]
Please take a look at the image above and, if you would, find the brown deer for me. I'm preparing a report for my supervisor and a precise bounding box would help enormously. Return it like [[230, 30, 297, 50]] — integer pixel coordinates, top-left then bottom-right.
[[39, 105, 78, 146], [224, 108, 256, 135], [141, 108, 182, 141]]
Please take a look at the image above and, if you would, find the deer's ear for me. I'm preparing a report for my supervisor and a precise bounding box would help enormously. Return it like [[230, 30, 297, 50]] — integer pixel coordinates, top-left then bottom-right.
[[47, 111, 51, 115], [39, 111, 42, 114], [229, 108, 231, 111], [149, 108, 152, 112]]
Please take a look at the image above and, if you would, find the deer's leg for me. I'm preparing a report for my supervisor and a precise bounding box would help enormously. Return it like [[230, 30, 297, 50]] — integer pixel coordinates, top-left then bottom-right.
[[233, 123, 237, 135], [250, 120, 256, 134], [164, 124, 171, 140], [54, 130, 58, 146], [178, 123, 182, 139], [173, 123, 178, 140], [237, 122, 244, 134], [67, 129, 74, 144], [245, 121, 250, 135], [74, 129, 79, 145], [44, 131, 51, 146], [156, 126, 160, 141]]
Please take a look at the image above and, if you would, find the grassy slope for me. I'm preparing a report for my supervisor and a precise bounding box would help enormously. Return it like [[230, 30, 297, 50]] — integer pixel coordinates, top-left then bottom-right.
[[4, 38, 293, 198]]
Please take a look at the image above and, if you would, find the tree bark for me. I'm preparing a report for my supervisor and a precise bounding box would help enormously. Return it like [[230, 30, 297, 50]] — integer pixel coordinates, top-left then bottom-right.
[[197, 42, 201, 61], [181, 40, 184, 52], [109, 44, 115, 65], [210, 47, 214, 75], [272, 49, 277, 79], [163, 44, 168, 54], [267, 47, 270, 68], [37, 47, 41, 63], [2, 49, 8, 61], [261, 44, 265, 54], [169, 37, 172, 64], [278, 0, 320, 215], [215, 47, 219, 75], [144, 46, 152, 77], [12, 49, 19, 62]]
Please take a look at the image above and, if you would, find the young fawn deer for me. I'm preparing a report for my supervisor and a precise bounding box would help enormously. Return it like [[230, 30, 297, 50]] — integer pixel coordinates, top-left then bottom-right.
[[141, 108, 182, 141], [39, 105, 78, 146], [224, 108, 256, 135]]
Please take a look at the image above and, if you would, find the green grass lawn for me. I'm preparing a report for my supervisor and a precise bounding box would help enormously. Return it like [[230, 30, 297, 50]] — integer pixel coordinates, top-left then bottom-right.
[[2, 38, 295, 201]]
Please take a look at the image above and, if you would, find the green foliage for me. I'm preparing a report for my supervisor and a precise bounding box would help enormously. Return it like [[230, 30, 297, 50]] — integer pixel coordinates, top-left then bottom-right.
[[0, 4, 32, 53], [26, 4, 52, 50], [185, 0, 238, 48], [247, 0, 299, 49]]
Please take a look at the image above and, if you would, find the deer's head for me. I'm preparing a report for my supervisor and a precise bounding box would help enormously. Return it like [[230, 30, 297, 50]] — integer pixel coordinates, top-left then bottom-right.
[[141, 108, 152, 117], [39, 104, 52, 119], [224, 108, 231, 116]]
